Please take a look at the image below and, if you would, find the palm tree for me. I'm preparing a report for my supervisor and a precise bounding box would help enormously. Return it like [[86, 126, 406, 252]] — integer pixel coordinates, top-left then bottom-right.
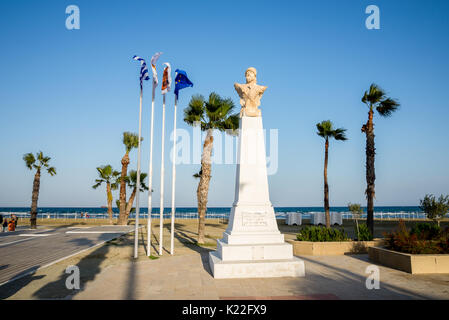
[[361, 83, 400, 235], [316, 120, 347, 228], [125, 170, 149, 219], [118, 132, 140, 225], [92, 165, 120, 224], [23, 151, 56, 229], [184, 92, 239, 244]]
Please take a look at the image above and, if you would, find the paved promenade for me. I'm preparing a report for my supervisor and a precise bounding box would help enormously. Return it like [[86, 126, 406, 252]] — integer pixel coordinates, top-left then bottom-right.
[[72, 252, 449, 300], [0, 225, 134, 286], [1, 220, 449, 300]]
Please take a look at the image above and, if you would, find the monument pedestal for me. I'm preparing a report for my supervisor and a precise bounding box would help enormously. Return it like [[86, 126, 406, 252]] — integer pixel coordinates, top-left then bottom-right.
[[208, 116, 305, 279]]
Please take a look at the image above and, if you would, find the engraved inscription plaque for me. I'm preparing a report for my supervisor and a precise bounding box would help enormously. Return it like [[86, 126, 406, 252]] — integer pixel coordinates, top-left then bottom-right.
[[242, 211, 268, 227]]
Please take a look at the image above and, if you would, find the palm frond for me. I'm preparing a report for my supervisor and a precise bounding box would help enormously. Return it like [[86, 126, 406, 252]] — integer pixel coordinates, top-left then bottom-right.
[[23, 153, 36, 170], [316, 120, 332, 138], [92, 180, 103, 189], [47, 166, 56, 176], [362, 83, 385, 105], [376, 98, 400, 117], [184, 94, 205, 126], [41, 156, 51, 168], [217, 113, 239, 134], [333, 128, 348, 141], [111, 170, 121, 190], [123, 132, 140, 152]]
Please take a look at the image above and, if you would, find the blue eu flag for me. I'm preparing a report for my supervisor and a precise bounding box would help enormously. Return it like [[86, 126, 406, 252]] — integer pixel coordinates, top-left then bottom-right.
[[174, 69, 193, 98]]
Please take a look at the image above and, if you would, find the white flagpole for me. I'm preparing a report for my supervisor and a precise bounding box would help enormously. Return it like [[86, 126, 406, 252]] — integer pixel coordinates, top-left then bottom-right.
[[134, 85, 143, 259], [159, 93, 166, 255], [146, 85, 156, 256], [170, 95, 177, 255]]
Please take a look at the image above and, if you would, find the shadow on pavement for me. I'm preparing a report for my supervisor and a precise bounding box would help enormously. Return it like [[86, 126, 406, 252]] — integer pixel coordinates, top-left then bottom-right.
[[30, 233, 127, 299], [296, 255, 432, 299], [0, 266, 46, 299]]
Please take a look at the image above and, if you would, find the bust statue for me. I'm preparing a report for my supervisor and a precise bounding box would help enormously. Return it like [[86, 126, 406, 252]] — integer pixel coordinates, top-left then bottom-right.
[[234, 67, 267, 117]]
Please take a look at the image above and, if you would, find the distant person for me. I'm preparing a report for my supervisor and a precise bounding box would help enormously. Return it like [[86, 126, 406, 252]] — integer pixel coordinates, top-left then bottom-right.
[[8, 220, 15, 232], [1, 217, 6, 232], [11, 214, 18, 228], [0, 214, 3, 226]]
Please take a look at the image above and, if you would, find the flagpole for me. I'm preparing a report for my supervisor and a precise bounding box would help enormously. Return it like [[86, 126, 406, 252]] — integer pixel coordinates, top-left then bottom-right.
[[170, 95, 177, 255], [147, 85, 155, 257], [159, 93, 166, 255], [134, 85, 143, 259]]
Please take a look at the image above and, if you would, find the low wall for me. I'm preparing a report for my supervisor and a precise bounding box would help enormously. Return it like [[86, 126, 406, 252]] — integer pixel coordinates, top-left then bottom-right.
[[368, 247, 449, 274], [287, 239, 384, 256]]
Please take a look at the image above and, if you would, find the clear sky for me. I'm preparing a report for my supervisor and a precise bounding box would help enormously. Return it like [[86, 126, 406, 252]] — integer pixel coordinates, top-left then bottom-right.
[[1, 0, 448, 208]]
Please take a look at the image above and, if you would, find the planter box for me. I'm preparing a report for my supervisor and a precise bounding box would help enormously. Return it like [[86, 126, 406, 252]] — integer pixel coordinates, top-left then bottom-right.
[[368, 246, 449, 274], [287, 239, 384, 256]]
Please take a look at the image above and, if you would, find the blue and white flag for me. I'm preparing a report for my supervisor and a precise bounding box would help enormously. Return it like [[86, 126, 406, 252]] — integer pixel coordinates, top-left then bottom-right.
[[133, 55, 150, 89]]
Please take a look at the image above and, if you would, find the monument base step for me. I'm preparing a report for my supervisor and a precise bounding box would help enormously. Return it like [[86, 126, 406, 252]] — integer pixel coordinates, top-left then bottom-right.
[[217, 240, 293, 261], [208, 251, 305, 279], [222, 231, 285, 245]]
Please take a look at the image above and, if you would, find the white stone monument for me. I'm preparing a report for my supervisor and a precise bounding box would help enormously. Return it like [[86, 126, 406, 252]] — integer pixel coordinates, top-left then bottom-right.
[[208, 68, 305, 279]]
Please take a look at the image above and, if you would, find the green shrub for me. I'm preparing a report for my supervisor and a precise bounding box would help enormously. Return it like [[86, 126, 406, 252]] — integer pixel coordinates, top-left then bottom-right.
[[420, 194, 449, 225], [296, 226, 349, 242], [411, 223, 441, 240], [355, 223, 373, 241], [384, 220, 449, 254]]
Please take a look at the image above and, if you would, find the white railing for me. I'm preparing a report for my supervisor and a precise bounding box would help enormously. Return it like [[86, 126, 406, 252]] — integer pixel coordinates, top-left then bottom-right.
[[1, 211, 443, 221], [0, 211, 230, 221]]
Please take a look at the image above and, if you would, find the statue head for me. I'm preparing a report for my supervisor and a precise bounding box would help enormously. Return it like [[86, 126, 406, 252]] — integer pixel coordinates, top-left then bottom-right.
[[245, 67, 257, 84]]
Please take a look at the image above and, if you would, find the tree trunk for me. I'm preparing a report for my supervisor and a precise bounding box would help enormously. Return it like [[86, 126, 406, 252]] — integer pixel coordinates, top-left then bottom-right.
[[118, 152, 129, 225], [363, 108, 375, 236], [30, 169, 41, 229], [126, 188, 137, 218], [324, 138, 330, 228], [197, 129, 214, 244], [106, 182, 113, 225]]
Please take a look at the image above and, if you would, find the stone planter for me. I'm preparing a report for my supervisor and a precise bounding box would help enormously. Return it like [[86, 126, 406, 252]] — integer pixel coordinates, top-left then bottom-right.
[[368, 246, 449, 274], [287, 239, 384, 256]]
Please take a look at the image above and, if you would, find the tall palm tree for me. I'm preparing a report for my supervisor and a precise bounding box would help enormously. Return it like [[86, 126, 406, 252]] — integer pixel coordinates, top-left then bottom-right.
[[361, 83, 400, 235], [23, 151, 56, 229], [184, 92, 239, 244], [316, 120, 347, 228], [125, 170, 149, 219], [118, 132, 140, 225], [92, 165, 120, 224]]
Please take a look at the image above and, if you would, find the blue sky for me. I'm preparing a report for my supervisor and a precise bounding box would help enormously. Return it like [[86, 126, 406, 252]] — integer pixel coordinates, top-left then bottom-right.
[[0, 0, 448, 208]]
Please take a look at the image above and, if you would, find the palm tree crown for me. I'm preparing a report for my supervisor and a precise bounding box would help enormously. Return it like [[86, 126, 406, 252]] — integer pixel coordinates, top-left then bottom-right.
[[184, 92, 239, 132], [122, 132, 140, 153], [126, 170, 149, 192], [316, 120, 348, 141], [23, 151, 56, 175], [92, 165, 120, 190], [362, 83, 400, 117]]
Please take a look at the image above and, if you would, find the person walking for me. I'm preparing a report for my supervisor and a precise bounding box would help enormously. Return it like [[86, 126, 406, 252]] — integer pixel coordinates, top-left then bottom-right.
[[2, 218, 7, 232]]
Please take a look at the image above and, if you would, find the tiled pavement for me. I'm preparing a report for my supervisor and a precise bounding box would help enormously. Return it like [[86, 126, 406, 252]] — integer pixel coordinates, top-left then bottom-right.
[[72, 251, 449, 300]]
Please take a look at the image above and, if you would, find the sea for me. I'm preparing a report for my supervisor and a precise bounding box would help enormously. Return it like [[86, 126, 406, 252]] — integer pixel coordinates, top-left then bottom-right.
[[0, 206, 428, 220]]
